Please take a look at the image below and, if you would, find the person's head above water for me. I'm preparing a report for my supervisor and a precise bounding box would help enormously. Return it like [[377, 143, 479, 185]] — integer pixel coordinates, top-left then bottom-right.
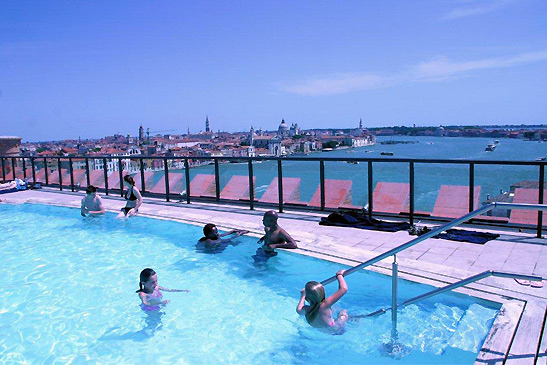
[[203, 223, 219, 240], [85, 185, 97, 195], [304, 281, 326, 324], [124, 175, 135, 186], [136, 268, 157, 293], [262, 210, 278, 228]]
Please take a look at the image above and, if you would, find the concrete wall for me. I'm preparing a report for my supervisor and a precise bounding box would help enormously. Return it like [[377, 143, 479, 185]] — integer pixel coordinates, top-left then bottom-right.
[[0, 137, 22, 156]]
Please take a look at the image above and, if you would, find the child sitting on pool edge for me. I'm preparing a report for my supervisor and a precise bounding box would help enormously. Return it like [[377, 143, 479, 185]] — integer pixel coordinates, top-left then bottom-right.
[[297, 269, 349, 332], [136, 268, 189, 311]]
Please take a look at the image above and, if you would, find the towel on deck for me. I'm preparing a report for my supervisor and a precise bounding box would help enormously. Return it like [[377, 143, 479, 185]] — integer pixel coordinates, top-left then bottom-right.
[[434, 229, 499, 244], [319, 211, 411, 232]]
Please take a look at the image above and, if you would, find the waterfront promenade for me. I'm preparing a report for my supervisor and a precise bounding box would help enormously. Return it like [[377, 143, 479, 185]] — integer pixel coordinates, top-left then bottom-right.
[[2, 188, 546, 363]]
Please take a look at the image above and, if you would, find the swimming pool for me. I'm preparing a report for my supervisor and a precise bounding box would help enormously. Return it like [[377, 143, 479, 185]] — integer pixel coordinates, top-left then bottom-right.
[[0, 203, 499, 364]]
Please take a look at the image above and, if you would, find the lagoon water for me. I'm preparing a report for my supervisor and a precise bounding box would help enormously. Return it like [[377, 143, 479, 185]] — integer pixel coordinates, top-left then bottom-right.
[[186, 136, 546, 212]]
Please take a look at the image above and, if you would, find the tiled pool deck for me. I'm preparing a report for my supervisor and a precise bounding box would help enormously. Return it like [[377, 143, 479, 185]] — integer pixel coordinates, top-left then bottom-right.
[[1, 188, 546, 364]]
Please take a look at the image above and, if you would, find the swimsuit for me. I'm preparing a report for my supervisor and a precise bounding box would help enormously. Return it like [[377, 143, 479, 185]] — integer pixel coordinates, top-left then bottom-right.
[[252, 247, 278, 263], [122, 187, 138, 215], [140, 290, 162, 312]]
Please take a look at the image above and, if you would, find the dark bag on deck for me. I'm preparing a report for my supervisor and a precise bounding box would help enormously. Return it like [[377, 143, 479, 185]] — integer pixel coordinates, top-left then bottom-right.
[[319, 210, 411, 232]]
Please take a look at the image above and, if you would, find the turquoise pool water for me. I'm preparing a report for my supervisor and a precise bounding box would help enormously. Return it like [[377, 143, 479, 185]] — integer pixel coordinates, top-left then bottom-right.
[[0, 204, 499, 364]]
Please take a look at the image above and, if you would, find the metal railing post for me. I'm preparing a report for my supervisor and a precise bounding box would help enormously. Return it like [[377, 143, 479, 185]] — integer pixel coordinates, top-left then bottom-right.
[[469, 163, 475, 221], [184, 159, 191, 204], [164, 158, 170, 202], [11, 158, 16, 180], [57, 158, 62, 190], [22, 158, 26, 179], [139, 158, 145, 194], [44, 158, 49, 185], [367, 161, 373, 217], [277, 159, 284, 213], [214, 159, 220, 201], [85, 158, 90, 187], [391, 255, 398, 340], [538, 164, 545, 238], [409, 162, 415, 225], [118, 158, 123, 197], [1, 158, 5, 182], [31, 157, 36, 183], [320, 160, 325, 211], [69, 157, 75, 192], [103, 158, 109, 196], [248, 160, 254, 210]]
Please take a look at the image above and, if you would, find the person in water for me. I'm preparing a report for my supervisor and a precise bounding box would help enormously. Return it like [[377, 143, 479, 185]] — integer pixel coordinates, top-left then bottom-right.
[[80, 185, 105, 217], [198, 223, 249, 250], [117, 175, 142, 218], [254, 210, 297, 261], [136, 268, 189, 311], [297, 269, 349, 331]]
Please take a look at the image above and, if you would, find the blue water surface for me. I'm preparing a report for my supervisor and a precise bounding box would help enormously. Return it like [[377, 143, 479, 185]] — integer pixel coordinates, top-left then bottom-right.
[[0, 203, 499, 364]]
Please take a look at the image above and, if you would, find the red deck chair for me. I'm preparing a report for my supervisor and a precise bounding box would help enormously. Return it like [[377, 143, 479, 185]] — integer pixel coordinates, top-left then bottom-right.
[[88, 169, 106, 188], [372, 182, 410, 214], [259, 177, 303, 205], [308, 179, 353, 209], [132, 171, 155, 192], [432, 185, 481, 219], [509, 188, 547, 226], [47, 169, 68, 184], [107, 171, 128, 190], [220, 175, 255, 201], [151, 172, 185, 195], [189, 174, 216, 198]]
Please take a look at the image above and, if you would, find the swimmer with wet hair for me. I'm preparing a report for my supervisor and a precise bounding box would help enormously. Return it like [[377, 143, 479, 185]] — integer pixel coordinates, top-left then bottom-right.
[[198, 223, 249, 249], [297, 269, 349, 331], [81, 185, 105, 216], [136, 268, 189, 311]]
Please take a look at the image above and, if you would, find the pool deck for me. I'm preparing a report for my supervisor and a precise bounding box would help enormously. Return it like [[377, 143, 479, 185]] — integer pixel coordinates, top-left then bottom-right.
[[2, 188, 546, 364]]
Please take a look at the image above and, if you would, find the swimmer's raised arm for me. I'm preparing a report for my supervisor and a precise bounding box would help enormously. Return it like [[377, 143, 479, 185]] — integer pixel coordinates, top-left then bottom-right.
[[323, 270, 347, 308], [296, 288, 308, 315]]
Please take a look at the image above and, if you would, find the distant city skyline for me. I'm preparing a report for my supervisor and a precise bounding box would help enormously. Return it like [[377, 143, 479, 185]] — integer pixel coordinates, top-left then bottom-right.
[[1, 1, 546, 142]]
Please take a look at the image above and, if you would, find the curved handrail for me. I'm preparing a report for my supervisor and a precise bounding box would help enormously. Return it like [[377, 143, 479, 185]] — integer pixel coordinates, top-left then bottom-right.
[[366, 270, 545, 317]]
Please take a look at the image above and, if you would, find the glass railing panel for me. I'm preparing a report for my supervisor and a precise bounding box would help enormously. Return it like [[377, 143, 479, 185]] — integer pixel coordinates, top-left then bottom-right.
[[33, 158, 47, 184], [475, 163, 545, 227], [323, 160, 365, 210], [187, 157, 216, 199], [276, 159, 318, 207], [413, 162, 471, 219], [371, 161, 410, 215], [250, 158, 278, 205], [87, 158, 107, 190], [218, 158, 252, 202], [71, 158, 87, 190]]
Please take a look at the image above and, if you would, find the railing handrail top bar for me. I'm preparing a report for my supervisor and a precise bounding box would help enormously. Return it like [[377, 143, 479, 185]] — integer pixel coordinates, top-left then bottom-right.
[[3, 155, 547, 166]]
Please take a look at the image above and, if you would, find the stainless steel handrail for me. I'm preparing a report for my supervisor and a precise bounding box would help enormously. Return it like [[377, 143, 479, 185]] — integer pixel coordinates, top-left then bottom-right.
[[366, 270, 545, 317], [320, 202, 547, 286]]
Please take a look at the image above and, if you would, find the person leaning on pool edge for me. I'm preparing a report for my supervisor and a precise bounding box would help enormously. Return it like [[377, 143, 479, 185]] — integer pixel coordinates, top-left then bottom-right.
[[117, 175, 143, 218], [81, 185, 105, 217]]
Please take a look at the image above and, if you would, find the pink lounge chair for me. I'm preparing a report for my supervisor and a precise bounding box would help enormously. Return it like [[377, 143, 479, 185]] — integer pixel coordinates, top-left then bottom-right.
[[189, 174, 216, 198], [133, 171, 155, 191], [372, 182, 410, 214], [88, 169, 106, 188], [308, 179, 353, 209], [65, 169, 87, 186], [220, 175, 255, 201], [509, 188, 547, 226], [259, 177, 303, 205], [47, 169, 68, 184], [107, 171, 128, 190], [151, 172, 185, 195], [432, 185, 481, 218]]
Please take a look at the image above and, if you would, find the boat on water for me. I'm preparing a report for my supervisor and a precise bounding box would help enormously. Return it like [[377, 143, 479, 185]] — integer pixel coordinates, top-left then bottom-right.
[[494, 140, 500, 144], [536, 157, 546, 161], [346, 161, 359, 164], [322, 148, 334, 152], [485, 143, 496, 151], [381, 152, 394, 156]]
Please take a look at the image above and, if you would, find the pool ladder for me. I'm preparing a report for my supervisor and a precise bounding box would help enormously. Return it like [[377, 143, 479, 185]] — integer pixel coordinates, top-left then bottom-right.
[[319, 202, 547, 340]]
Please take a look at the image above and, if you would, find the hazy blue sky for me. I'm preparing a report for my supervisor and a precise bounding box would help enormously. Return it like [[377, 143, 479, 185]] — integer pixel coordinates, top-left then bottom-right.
[[1, 0, 546, 141]]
